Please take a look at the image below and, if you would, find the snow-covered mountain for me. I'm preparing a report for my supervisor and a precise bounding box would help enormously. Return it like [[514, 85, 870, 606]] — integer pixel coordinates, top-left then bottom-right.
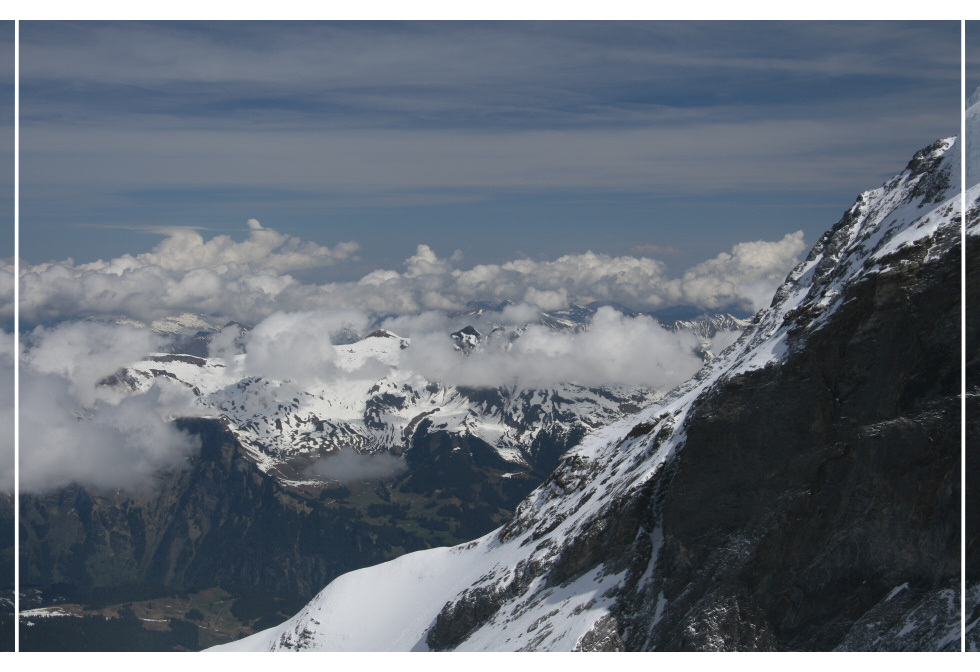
[[214, 130, 966, 651], [105, 309, 741, 486], [662, 313, 751, 360], [114, 330, 658, 485]]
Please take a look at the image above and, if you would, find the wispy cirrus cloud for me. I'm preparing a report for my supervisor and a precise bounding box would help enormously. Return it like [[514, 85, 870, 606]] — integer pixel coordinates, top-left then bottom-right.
[[18, 21, 960, 271]]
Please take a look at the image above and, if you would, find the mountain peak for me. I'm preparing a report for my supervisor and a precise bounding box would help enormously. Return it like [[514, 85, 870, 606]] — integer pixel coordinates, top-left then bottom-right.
[[365, 329, 397, 339]]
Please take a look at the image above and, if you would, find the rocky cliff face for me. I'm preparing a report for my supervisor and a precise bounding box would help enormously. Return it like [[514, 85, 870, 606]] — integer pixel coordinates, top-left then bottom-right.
[[217, 133, 965, 652], [964, 180, 980, 651], [19, 416, 546, 602], [0, 493, 12, 651], [21, 419, 397, 600], [622, 227, 960, 651]]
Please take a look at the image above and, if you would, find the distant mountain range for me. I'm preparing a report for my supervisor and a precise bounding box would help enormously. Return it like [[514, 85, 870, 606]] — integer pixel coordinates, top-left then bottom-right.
[[19, 302, 748, 650], [96, 307, 747, 487]]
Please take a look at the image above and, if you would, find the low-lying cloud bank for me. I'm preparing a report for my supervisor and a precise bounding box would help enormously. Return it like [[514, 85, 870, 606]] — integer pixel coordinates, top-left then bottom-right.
[[0, 331, 13, 493], [201, 304, 707, 392], [11, 221, 805, 327], [398, 307, 705, 390], [19, 322, 202, 494], [307, 450, 408, 484]]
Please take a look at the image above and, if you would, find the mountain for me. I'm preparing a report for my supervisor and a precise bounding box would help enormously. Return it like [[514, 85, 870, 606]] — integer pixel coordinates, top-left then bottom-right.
[[966, 213, 980, 653], [21, 303, 745, 647], [215, 132, 965, 651], [100, 306, 743, 487], [115, 329, 663, 485], [0, 493, 11, 651], [964, 89, 980, 652]]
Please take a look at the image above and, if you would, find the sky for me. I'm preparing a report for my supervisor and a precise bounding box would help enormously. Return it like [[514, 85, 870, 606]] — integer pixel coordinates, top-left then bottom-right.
[[18, 21, 962, 283], [0, 22, 11, 259], [0, 24, 11, 497], [970, 21, 980, 95]]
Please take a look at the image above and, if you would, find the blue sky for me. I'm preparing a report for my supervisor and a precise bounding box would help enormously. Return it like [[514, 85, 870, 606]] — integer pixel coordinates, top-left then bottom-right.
[[18, 21, 962, 281], [970, 21, 980, 97], [970, 21, 980, 87], [0, 22, 11, 259]]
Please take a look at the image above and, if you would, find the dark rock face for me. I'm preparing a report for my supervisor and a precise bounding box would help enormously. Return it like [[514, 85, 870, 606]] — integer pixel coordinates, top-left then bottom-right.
[[966, 234, 980, 651], [20, 419, 427, 601], [421, 204, 962, 652], [427, 558, 539, 651], [20, 417, 543, 605], [613, 234, 961, 651], [200, 136, 962, 653], [0, 493, 12, 652]]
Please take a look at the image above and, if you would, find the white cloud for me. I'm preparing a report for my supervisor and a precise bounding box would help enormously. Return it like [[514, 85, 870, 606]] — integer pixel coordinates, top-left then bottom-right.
[[23, 321, 166, 406], [400, 306, 705, 390], [18, 322, 202, 494], [523, 287, 568, 311], [0, 331, 13, 493], [708, 329, 742, 356], [0, 263, 13, 321], [499, 302, 541, 325], [667, 231, 807, 311], [78, 219, 358, 274], [307, 450, 408, 483], [241, 309, 370, 385], [221, 302, 710, 391], [404, 244, 453, 278], [19, 374, 201, 494], [207, 323, 247, 362], [13, 224, 804, 330]]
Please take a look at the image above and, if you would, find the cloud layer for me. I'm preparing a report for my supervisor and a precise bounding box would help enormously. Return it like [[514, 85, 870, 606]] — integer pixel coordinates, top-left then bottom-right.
[[398, 306, 705, 390], [201, 303, 709, 393], [77, 219, 358, 275], [14, 222, 805, 327], [0, 331, 12, 493], [240, 309, 371, 385], [11, 219, 803, 493], [14, 295, 754, 494], [308, 450, 408, 484], [19, 322, 202, 494]]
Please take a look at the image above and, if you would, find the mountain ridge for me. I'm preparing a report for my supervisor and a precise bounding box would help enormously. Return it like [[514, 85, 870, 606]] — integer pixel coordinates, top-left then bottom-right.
[[215, 130, 965, 651]]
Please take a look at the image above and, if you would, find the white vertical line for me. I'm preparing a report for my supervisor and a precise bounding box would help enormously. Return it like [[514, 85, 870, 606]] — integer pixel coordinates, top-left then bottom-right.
[[13, 17, 19, 654], [962, 17, 968, 656]]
